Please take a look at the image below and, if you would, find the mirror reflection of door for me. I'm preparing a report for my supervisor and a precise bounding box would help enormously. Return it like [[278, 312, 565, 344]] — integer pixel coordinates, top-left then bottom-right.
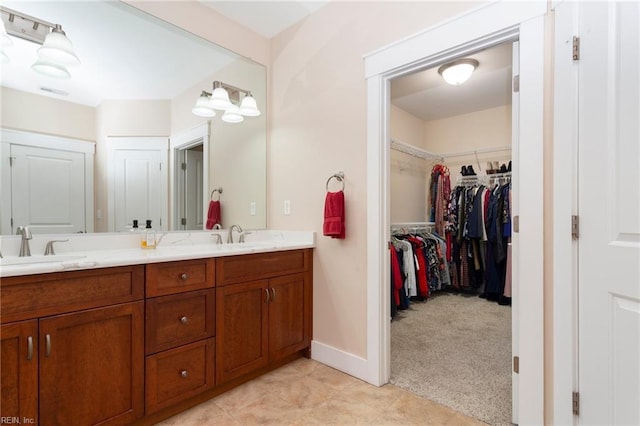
[[178, 144, 204, 230], [11, 145, 86, 234]]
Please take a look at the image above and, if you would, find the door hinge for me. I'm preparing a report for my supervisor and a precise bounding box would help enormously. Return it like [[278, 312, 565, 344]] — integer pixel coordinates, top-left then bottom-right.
[[571, 215, 579, 239], [181, 162, 187, 170], [513, 356, 519, 373], [9, 156, 15, 166], [572, 36, 580, 61], [572, 391, 580, 415], [513, 75, 520, 93], [10, 217, 13, 227], [181, 218, 186, 226], [159, 163, 162, 171], [513, 215, 519, 233]]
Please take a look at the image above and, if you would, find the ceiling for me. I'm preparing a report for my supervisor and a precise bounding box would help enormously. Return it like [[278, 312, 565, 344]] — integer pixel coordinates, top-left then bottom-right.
[[391, 42, 513, 122], [0, 1, 240, 107], [201, 1, 328, 39]]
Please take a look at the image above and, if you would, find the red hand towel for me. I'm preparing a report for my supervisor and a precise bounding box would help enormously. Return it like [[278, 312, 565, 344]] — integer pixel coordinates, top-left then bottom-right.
[[206, 200, 221, 229], [323, 190, 345, 239]]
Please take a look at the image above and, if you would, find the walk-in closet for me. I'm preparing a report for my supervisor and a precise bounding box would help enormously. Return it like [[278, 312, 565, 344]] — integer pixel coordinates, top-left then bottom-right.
[[388, 41, 514, 425]]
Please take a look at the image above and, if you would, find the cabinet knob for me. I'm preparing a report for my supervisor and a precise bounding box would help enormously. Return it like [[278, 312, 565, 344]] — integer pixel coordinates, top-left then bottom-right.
[[180, 370, 188, 378], [180, 273, 188, 281], [180, 316, 188, 324]]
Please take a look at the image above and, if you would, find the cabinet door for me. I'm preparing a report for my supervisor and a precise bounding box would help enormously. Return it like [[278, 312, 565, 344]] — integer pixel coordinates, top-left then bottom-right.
[[39, 302, 144, 425], [216, 280, 268, 385], [0, 320, 38, 423], [268, 273, 310, 361]]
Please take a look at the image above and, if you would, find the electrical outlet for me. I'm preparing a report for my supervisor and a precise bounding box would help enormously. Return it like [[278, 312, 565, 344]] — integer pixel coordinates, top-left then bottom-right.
[[284, 200, 291, 215], [250, 202, 256, 216]]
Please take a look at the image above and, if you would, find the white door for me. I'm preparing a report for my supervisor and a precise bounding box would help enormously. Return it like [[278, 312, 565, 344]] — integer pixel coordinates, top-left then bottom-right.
[[10, 144, 86, 234], [185, 148, 204, 230], [578, 2, 640, 424], [109, 137, 168, 232]]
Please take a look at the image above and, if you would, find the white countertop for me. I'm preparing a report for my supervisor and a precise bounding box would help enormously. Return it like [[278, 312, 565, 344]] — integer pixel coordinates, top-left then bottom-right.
[[0, 230, 315, 278]]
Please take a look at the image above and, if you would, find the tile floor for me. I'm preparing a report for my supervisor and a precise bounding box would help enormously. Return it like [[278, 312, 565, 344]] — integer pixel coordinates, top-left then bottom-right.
[[157, 358, 486, 425]]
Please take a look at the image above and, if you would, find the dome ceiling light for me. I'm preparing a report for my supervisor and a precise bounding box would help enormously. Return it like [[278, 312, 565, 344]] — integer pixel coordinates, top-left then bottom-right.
[[437, 58, 479, 86]]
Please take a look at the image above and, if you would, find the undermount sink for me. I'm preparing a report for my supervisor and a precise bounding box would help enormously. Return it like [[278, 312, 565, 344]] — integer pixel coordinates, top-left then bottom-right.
[[0, 255, 86, 267]]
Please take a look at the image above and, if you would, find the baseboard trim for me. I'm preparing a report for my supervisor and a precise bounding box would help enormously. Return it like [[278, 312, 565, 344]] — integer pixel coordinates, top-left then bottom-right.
[[311, 340, 370, 383]]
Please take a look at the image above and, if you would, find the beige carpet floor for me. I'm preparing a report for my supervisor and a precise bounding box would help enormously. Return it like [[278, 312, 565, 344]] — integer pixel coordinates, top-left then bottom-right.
[[390, 292, 512, 425]]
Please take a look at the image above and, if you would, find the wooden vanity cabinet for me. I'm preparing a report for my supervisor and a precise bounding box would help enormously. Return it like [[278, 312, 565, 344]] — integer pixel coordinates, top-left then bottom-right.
[[215, 250, 312, 385], [0, 266, 145, 426], [0, 320, 38, 423], [144, 258, 216, 415]]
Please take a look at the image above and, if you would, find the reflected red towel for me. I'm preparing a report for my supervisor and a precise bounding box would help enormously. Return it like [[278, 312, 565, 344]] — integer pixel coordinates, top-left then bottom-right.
[[206, 200, 221, 229], [323, 190, 345, 239]]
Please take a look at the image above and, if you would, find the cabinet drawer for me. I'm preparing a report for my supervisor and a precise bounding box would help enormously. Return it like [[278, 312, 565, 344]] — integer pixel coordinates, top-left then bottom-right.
[[0, 266, 144, 323], [216, 249, 310, 286], [146, 258, 215, 297], [145, 338, 215, 414], [146, 289, 215, 355]]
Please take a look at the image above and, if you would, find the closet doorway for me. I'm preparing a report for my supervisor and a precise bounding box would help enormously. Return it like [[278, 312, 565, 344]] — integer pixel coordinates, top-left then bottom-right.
[[388, 41, 515, 425]]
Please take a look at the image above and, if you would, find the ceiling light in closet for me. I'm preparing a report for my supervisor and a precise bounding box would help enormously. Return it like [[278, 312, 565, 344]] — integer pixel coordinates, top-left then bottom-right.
[[438, 59, 479, 86]]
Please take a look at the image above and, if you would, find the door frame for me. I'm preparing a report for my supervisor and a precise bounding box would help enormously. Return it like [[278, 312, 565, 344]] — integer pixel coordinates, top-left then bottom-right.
[[0, 128, 95, 234], [170, 123, 210, 231], [364, 1, 546, 424], [552, 1, 579, 424]]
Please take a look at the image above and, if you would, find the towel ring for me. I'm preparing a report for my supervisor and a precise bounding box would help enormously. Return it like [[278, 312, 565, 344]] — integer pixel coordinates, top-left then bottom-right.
[[210, 187, 223, 201], [326, 172, 345, 192]]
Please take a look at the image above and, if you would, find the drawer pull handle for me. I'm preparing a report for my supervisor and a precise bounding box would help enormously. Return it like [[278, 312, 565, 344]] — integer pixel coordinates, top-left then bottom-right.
[[45, 334, 51, 357], [27, 336, 33, 361], [270, 288, 276, 302], [180, 370, 188, 378], [180, 273, 188, 281], [180, 316, 189, 324], [264, 288, 270, 304]]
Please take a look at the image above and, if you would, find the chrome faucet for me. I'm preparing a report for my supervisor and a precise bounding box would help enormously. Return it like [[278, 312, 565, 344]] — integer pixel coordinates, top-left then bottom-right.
[[239, 231, 252, 243], [16, 226, 32, 257], [211, 233, 223, 245], [227, 224, 243, 243], [213, 223, 222, 230]]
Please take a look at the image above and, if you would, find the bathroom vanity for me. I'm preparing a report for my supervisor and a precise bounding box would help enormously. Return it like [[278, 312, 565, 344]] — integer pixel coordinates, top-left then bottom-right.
[[0, 231, 313, 425]]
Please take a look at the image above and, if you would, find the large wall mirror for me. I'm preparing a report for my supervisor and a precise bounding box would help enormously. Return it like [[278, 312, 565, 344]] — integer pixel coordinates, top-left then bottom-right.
[[0, 1, 266, 235]]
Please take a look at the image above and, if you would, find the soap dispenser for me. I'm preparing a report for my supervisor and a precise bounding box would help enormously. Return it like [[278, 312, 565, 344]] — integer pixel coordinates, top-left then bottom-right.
[[141, 220, 156, 249], [130, 219, 139, 233]]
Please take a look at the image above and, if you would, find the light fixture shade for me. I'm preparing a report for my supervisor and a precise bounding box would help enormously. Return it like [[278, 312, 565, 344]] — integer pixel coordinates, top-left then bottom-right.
[[209, 87, 232, 110], [192, 92, 216, 117], [221, 105, 244, 123], [438, 59, 478, 86], [0, 19, 12, 47], [37, 26, 80, 66], [239, 94, 261, 117], [31, 59, 71, 78]]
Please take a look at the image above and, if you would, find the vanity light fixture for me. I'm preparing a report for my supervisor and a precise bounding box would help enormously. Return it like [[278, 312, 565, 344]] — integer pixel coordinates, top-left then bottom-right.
[[437, 58, 479, 86], [0, 6, 81, 78], [192, 80, 261, 122]]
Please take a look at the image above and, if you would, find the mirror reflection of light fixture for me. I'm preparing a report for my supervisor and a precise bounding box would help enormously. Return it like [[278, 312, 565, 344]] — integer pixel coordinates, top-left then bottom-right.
[[438, 58, 479, 86], [192, 80, 261, 123], [191, 91, 216, 117], [222, 104, 244, 123], [0, 6, 81, 78]]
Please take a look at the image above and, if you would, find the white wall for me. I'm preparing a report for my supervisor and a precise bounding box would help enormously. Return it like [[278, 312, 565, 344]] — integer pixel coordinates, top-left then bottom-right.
[[425, 104, 512, 178], [269, 1, 484, 358], [0, 86, 95, 141], [390, 104, 430, 223]]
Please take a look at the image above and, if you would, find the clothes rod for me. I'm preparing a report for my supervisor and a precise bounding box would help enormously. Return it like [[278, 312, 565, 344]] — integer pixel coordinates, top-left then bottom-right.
[[391, 221, 435, 228], [390, 139, 443, 161], [442, 145, 512, 159]]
